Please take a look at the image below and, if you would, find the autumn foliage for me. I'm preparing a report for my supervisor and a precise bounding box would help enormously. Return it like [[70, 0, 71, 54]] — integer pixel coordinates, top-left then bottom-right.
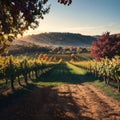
[[91, 32, 120, 61]]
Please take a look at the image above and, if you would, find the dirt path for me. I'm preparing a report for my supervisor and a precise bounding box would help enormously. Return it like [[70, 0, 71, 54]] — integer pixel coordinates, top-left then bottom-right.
[[0, 63, 120, 120], [0, 84, 120, 120]]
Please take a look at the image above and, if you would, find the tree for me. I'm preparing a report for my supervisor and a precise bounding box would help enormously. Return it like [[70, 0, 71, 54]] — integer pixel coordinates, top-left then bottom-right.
[[0, 0, 72, 54], [0, 0, 51, 53], [91, 32, 120, 61], [58, 0, 72, 5]]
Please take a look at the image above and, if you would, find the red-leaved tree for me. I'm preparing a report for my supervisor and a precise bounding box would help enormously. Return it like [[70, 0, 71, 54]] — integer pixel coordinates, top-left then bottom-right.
[[91, 32, 120, 61]]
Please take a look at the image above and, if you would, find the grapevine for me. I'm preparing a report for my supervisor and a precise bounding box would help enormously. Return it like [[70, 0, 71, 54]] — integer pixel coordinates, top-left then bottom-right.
[[70, 56, 120, 92]]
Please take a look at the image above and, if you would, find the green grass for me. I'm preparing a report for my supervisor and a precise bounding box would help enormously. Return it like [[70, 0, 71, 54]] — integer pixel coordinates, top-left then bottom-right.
[[90, 80, 120, 101], [66, 62, 87, 75], [34, 62, 96, 85]]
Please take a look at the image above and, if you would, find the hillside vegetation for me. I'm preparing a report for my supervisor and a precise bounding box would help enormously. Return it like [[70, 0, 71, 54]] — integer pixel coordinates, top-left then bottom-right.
[[15, 32, 96, 47]]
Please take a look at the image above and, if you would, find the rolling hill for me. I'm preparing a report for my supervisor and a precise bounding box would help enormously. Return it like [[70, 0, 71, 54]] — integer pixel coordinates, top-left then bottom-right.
[[14, 32, 96, 47]]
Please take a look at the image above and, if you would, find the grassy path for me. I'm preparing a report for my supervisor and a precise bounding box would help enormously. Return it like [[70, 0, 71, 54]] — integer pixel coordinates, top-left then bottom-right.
[[36, 62, 96, 85]]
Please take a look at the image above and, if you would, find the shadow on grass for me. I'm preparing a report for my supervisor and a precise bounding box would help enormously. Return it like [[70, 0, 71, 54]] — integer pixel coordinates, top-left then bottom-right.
[[0, 62, 97, 109], [0, 83, 95, 120], [35, 63, 97, 84]]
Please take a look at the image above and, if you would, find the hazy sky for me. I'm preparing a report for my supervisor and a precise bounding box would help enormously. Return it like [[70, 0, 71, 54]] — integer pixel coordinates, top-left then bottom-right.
[[25, 0, 120, 36]]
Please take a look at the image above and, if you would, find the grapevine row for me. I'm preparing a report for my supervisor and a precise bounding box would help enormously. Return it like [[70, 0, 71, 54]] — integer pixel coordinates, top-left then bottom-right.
[[0, 54, 58, 91], [70, 56, 120, 92]]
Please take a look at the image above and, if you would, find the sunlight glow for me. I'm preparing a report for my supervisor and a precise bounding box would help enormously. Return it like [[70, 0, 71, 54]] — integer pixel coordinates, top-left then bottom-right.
[[24, 0, 120, 36]]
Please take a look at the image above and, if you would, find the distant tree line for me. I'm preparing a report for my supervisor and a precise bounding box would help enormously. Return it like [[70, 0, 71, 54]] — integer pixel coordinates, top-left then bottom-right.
[[7, 44, 90, 55]]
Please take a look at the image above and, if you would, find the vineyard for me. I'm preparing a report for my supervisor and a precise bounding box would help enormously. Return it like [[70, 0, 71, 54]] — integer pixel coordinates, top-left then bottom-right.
[[0, 54, 120, 120], [0, 0, 120, 119], [0, 54, 60, 92], [70, 56, 120, 92], [0, 54, 120, 94]]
